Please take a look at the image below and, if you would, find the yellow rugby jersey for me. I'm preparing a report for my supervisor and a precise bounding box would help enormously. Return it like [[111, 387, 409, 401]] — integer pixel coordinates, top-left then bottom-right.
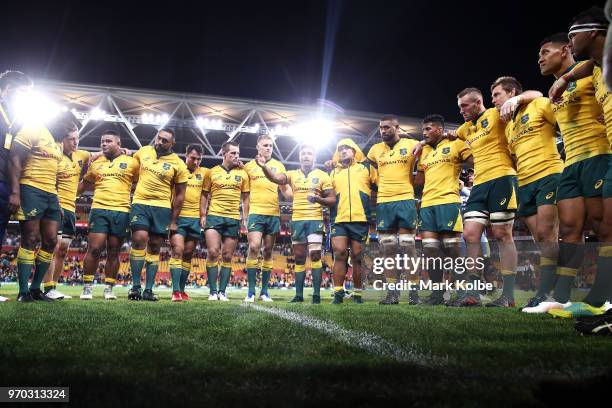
[[330, 161, 377, 223], [244, 158, 286, 216], [203, 165, 250, 220], [417, 139, 472, 207], [593, 64, 612, 147], [13, 124, 63, 194], [286, 168, 333, 221], [505, 97, 563, 186], [83, 154, 139, 212], [132, 146, 189, 208], [456, 108, 516, 186], [552, 62, 609, 166], [366, 138, 418, 203], [57, 150, 91, 212], [180, 167, 209, 218]]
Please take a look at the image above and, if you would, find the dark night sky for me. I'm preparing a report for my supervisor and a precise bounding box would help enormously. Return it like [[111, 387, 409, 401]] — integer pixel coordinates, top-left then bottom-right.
[[1, 0, 607, 123]]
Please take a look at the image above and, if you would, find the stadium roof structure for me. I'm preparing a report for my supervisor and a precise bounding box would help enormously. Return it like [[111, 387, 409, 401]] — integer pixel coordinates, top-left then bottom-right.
[[38, 80, 439, 168]]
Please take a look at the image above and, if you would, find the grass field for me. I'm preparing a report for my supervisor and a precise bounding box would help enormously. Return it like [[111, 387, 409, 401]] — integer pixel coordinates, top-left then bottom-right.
[[0, 284, 610, 407]]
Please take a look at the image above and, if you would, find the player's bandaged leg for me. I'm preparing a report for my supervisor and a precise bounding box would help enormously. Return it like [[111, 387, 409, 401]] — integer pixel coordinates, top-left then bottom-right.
[[246, 258, 259, 297], [308, 240, 323, 297], [144, 253, 159, 291], [206, 260, 219, 294], [583, 244, 612, 307], [294, 264, 306, 298], [180, 261, 191, 292], [16, 247, 35, 295], [129, 248, 146, 288], [219, 262, 232, 294], [261, 260, 273, 296], [169, 257, 182, 293], [30, 249, 54, 291], [378, 234, 399, 301], [423, 238, 443, 298], [553, 242, 584, 303]]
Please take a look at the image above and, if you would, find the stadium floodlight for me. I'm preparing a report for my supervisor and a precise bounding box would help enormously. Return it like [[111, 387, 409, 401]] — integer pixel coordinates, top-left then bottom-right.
[[89, 107, 106, 121], [195, 117, 224, 130], [13, 91, 61, 124], [141, 113, 169, 126], [292, 117, 334, 145]]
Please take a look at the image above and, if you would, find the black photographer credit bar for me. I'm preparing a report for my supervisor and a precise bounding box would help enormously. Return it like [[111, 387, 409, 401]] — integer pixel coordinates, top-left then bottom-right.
[[0, 387, 69, 402]]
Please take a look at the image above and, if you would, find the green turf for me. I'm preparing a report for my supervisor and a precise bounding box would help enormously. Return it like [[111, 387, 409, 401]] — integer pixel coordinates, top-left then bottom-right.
[[0, 284, 610, 407]]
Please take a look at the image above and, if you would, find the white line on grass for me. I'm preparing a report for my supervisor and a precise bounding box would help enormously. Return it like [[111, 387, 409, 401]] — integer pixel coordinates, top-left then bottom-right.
[[244, 303, 447, 367]]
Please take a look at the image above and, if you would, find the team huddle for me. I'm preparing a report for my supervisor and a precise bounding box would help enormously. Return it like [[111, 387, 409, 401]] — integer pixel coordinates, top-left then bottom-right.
[[0, 7, 611, 317]]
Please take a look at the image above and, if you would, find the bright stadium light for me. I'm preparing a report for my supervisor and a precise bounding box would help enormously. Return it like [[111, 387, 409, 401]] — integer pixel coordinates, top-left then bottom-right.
[[293, 117, 334, 145], [13, 91, 61, 124], [90, 107, 106, 121]]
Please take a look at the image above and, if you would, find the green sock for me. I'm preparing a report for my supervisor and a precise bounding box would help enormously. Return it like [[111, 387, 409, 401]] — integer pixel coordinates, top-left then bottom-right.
[[207, 264, 218, 294], [261, 268, 271, 295], [295, 271, 305, 297], [583, 245, 612, 307], [16, 247, 35, 294], [30, 249, 53, 290], [312, 268, 322, 297], [144, 257, 159, 291], [129, 248, 146, 288], [180, 267, 189, 292], [169, 258, 182, 292], [219, 264, 232, 293], [501, 270, 516, 300], [552, 242, 583, 303], [536, 257, 558, 298], [246, 258, 258, 296]]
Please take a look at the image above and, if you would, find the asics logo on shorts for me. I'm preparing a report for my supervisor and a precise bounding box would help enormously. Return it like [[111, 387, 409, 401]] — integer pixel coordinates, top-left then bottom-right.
[[546, 192, 554, 200], [595, 179, 603, 189], [499, 198, 507, 206], [447, 221, 453, 227]]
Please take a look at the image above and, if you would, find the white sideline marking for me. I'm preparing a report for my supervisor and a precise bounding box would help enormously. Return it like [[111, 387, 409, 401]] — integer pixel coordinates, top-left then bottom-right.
[[244, 304, 447, 367]]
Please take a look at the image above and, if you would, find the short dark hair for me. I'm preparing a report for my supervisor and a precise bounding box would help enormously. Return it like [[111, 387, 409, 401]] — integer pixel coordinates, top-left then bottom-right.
[[422, 114, 445, 127], [186, 144, 203, 155], [0, 70, 32, 91], [380, 114, 399, 123], [221, 141, 239, 154], [457, 87, 483, 99], [540, 32, 569, 47], [101, 129, 120, 138], [490, 76, 523, 94], [569, 7, 607, 34], [158, 127, 175, 138]]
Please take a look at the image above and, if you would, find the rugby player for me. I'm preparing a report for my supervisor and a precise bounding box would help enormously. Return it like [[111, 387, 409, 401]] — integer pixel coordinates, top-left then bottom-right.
[[366, 115, 420, 305], [243, 135, 291, 302], [0, 70, 32, 302], [9, 112, 77, 302], [258, 144, 334, 304], [328, 138, 377, 304], [547, 7, 612, 309], [78, 130, 139, 300], [169, 144, 208, 302], [446, 87, 541, 307], [42, 128, 90, 300], [201, 141, 250, 301], [414, 114, 473, 305], [490, 76, 563, 308], [127, 128, 188, 301], [527, 33, 610, 311]]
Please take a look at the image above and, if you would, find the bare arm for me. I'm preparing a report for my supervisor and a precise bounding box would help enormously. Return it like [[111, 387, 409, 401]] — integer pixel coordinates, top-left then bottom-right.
[[256, 154, 288, 185], [414, 171, 425, 187], [169, 182, 187, 233], [241, 192, 250, 229], [280, 184, 293, 200], [313, 188, 336, 208], [549, 60, 595, 101], [199, 192, 209, 228], [500, 90, 545, 122], [77, 179, 94, 195], [8, 143, 29, 214]]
